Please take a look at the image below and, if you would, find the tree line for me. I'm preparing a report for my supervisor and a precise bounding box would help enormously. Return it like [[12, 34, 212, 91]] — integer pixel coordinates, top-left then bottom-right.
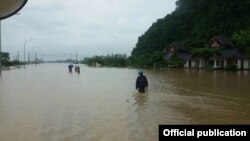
[[83, 54, 128, 67]]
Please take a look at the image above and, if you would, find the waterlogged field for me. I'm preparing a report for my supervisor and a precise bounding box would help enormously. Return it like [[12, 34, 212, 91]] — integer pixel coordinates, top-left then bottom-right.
[[0, 64, 249, 141]]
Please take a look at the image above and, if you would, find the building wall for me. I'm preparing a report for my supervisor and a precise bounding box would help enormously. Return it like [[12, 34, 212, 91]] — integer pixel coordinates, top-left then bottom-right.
[[191, 61, 196, 68], [185, 59, 206, 68], [243, 59, 250, 69], [199, 59, 206, 68], [185, 60, 189, 68], [223, 60, 227, 68], [237, 59, 241, 70], [213, 59, 223, 68]]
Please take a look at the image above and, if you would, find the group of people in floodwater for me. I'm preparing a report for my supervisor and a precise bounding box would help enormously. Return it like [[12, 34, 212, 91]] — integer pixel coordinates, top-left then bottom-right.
[[68, 64, 80, 73], [68, 64, 148, 93]]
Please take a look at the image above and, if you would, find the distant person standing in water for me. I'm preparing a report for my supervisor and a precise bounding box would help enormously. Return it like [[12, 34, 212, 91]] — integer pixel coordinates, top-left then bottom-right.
[[77, 66, 80, 73], [75, 65, 78, 72], [68, 64, 74, 72], [136, 70, 148, 93]]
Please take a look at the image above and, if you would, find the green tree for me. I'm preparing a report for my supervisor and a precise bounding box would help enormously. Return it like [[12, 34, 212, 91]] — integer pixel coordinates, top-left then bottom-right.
[[83, 54, 128, 67], [232, 30, 250, 58], [0, 52, 10, 65]]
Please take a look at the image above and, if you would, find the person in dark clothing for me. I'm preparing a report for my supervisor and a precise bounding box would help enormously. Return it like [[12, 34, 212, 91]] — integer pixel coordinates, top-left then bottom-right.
[[75, 65, 78, 72], [136, 70, 148, 93], [68, 64, 74, 72], [77, 66, 80, 73]]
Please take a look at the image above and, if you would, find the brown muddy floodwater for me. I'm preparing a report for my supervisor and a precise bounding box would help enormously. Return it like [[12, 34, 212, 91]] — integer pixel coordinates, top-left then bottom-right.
[[0, 64, 250, 141]]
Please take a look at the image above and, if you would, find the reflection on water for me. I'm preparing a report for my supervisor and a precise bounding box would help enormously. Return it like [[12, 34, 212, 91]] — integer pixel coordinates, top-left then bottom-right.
[[0, 64, 249, 141]]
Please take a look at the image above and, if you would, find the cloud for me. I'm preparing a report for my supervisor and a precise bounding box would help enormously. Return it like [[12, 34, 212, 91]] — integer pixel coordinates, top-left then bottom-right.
[[1, 0, 177, 60]]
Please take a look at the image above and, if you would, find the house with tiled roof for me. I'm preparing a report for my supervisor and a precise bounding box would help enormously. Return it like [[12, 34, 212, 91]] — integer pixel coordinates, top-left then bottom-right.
[[164, 42, 192, 67], [208, 36, 245, 69]]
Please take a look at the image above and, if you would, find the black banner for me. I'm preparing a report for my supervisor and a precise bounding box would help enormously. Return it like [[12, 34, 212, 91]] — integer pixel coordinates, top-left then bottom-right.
[[159, 125, 249, 141]]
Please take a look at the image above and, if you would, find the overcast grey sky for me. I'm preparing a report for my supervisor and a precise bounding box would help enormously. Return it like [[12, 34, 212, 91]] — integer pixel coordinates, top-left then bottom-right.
[[2, 0, 177, 61]]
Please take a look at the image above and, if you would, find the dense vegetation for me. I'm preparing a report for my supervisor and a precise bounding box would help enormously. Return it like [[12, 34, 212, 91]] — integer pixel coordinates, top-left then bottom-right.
[[130, 0, 250, 67], [83, 54, 128, 67], [0, 52, 22, 66]]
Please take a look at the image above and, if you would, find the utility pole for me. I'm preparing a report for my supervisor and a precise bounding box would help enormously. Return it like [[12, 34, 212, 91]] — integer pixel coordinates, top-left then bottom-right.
[[28, 52, 30, 64], [23, 39, 33, 63], [76, 53, 78, 63], [0, 21, 2, 69], [17, 51, 19, 62], [70, 53, 72, 63]]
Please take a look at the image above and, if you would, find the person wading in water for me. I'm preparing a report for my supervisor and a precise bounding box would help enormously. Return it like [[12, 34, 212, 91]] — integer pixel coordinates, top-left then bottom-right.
[[68, 64, 74, 72], [136, 70, 148, 93]]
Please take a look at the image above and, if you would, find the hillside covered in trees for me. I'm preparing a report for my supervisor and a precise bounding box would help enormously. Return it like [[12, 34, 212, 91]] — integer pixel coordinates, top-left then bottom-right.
[[130, 0, 250, 67]]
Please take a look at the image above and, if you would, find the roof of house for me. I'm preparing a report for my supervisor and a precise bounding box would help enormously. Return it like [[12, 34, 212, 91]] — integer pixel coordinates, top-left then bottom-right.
[[178, 52, 192, 60], [164, 52, 174, 60], [219, 48, 243, 59], [164, 42, 192, 60], [170, 42, 186, 51], [210, 36, 235, 48], [164, 52, 191, 60]]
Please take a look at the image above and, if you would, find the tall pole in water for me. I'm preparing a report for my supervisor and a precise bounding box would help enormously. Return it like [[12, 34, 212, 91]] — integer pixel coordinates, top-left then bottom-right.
[[70, 53, 71, 63], [28, 52, 30, 63], [0, 21, 2, 69], [24, 38, 33, 63], [17, 51, 19, 62], [31, 46, 39, 62], [76, 53, 78, 63]]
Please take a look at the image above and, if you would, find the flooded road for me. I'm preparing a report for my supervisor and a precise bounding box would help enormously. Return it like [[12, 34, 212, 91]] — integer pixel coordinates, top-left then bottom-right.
[[0, 64, 250, 141]]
